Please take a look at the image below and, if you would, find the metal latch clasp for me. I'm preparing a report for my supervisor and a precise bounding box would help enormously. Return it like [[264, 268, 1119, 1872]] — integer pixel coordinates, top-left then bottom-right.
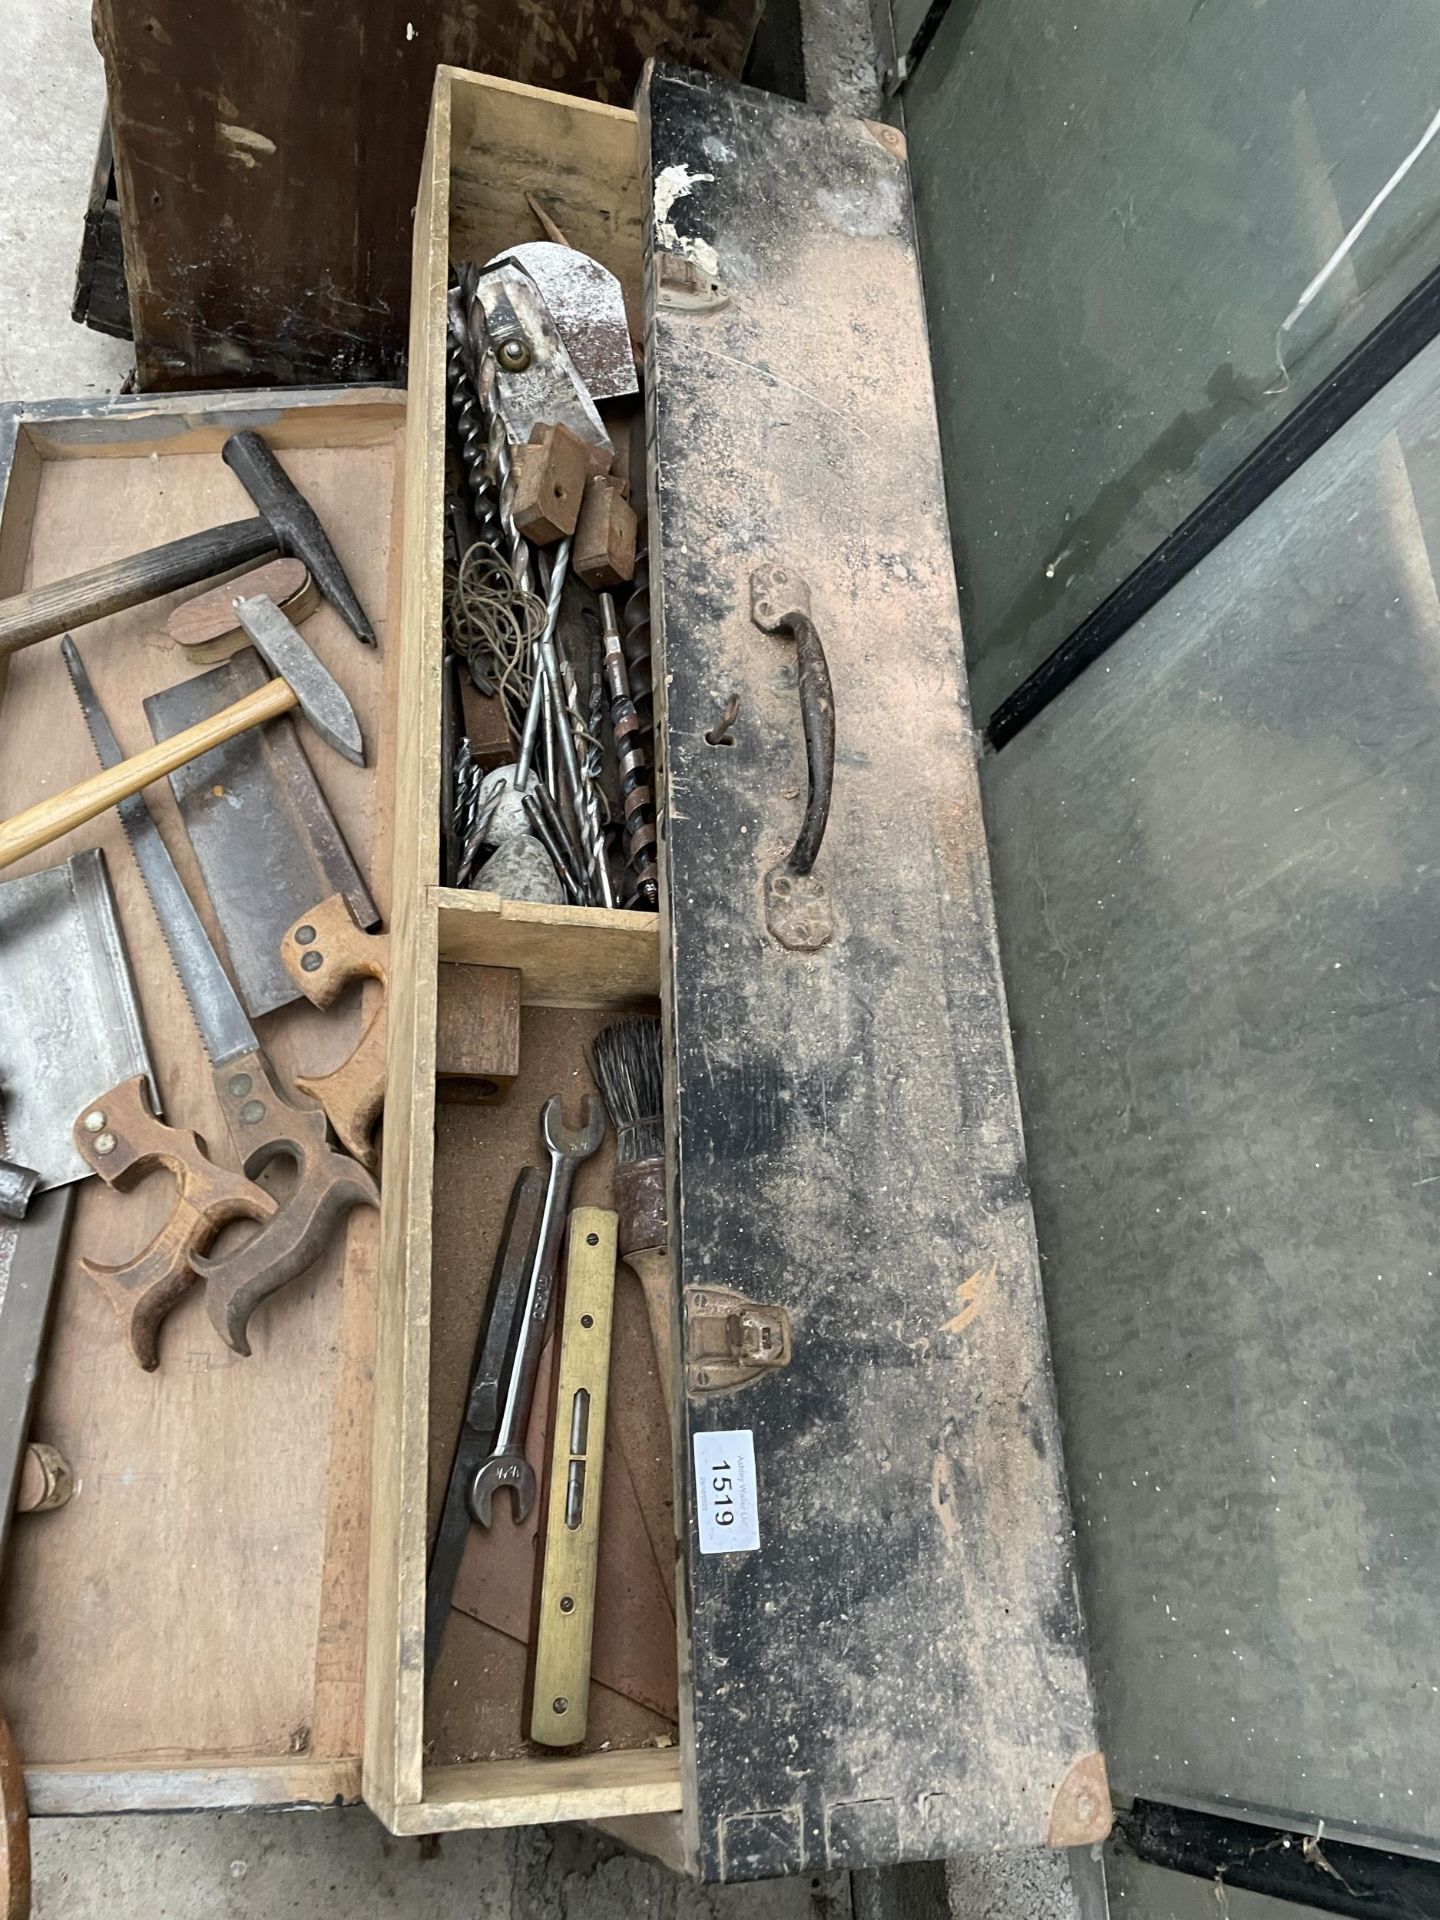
[[686, 1286, 792, 1395]]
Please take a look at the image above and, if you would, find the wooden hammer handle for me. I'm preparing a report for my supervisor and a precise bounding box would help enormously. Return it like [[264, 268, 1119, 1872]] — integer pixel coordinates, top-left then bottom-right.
[[280, 895, 389, 1169], [0, 517, 277, 658], [0, 677, 296, 874]]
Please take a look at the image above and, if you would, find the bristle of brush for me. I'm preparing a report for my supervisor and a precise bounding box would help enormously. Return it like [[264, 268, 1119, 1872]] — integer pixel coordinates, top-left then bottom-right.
[[593, 1016, 664, 1165]]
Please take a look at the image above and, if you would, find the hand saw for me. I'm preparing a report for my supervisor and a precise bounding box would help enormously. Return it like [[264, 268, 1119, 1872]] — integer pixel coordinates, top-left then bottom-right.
[[0, 847, 273, 1371], [63, 639, 379, 1358]]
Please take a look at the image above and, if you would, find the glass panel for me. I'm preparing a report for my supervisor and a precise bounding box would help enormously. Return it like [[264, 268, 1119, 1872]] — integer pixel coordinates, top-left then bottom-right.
[[906, 0, 1440, 726], [982, 332, 1440, 1843]]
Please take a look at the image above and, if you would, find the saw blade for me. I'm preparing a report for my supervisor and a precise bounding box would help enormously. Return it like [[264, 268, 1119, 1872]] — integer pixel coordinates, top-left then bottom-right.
[[0, 849, 157, 1187], [61, 637, 258, 1069], [145, 650, 377, 1020]]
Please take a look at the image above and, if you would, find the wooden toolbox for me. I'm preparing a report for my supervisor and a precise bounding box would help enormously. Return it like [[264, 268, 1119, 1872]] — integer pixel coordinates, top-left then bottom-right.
[[0, 63, 1107, 1887], [362, 63, 1108, 1880]]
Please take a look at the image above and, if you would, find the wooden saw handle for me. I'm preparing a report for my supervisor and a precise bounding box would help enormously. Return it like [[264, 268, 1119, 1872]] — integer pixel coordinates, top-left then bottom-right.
[[195, 1048, 379, 1356], [280, 895, 388, 1169], [0, 678, 297, 875], [624, 1246, 677, 1433], [72, 1075, 278, 1372]]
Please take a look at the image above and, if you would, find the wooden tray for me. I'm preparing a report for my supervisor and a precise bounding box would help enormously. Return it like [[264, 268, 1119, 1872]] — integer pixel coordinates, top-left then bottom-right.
[[363, 70, 683, 1835], [0, 387, 403, 1815]]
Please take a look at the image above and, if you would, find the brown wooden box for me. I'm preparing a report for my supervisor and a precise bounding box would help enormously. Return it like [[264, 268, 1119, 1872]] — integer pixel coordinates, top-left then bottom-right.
[[364, 62, 1106, 1878], [0, 387, 403, 1815], [363, 71, 677, 1838]]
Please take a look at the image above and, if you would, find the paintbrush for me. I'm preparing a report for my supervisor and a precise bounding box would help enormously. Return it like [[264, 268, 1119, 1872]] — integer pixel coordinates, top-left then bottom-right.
[[592, 1016, 674, 1429]]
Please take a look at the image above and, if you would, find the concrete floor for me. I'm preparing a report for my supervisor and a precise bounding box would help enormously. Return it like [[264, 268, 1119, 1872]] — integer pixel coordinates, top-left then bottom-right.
[[32, 1812, 850, 1919], [0, 2, 132, 402]]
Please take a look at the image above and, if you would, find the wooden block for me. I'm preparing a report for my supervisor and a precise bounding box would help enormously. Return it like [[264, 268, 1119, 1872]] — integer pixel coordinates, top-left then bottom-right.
[[165, 557, 315, 662], [573, 475, 638, 589], [435, 964, 520, 1101], [510, 423, 593, 545], [459, 675, 513, 775], [600, 398, 642, 503]]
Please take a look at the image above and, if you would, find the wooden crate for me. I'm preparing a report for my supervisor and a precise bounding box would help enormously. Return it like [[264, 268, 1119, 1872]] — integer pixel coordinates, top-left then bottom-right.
[[363, 70, 679, 1835], [0, 386, 403, 1815]]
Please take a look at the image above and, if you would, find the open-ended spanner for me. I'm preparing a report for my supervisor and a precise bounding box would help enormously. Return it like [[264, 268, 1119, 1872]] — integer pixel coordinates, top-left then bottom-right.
[[468, 1093, 606, 1526]]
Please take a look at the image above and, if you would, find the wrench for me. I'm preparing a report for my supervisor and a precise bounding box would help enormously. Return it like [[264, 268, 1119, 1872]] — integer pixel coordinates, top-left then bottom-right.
[[469, 1093, 606, 1525]]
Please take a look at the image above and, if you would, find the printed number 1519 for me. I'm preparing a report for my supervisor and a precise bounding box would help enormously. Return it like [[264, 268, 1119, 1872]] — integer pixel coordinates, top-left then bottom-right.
[[710, 1462, 736, 1525]]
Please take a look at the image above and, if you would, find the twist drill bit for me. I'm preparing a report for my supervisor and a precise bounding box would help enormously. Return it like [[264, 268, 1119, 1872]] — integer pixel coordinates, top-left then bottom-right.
[[620, 546, 654, 748], [601, 592, 659, 911], [585, 627, 605, 787], [515, 547, 613, 908]]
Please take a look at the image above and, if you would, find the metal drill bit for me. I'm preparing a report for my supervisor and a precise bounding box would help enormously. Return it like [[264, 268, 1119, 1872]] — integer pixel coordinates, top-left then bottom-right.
[[446, 287, 503, 555], [516, 542, 570, 790], [601, 592, 659, 910], [621, 547, 654, 747], [511, 544, 611, 906], [586, 626, 605, 787], [458, 285, 534, 599]]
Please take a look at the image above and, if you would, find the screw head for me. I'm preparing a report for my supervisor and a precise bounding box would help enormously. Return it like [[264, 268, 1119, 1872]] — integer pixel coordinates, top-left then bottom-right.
[[552, 1696, 569, 1715], [227, 1072, 253, 1099], [82, 1110, 106, 1133], [581, 1313, 594, 1329], [301, 951, 323, 973], [239, 1099, 266, 1126], [560, 1595, 575, 1614], [293, 924, 316, 945], [497, 337, 531, 372], [586, 1231, 599, 1246], [94, 1132, 117, 1156]]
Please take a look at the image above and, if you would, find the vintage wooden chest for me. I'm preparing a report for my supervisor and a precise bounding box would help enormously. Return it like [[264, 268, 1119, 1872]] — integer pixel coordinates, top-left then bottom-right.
[[361, 64, 1107, 1879]]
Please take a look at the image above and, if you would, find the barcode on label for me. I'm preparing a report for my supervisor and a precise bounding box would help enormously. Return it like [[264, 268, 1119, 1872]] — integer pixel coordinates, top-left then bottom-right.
[[693, 1428, 761, 1554]]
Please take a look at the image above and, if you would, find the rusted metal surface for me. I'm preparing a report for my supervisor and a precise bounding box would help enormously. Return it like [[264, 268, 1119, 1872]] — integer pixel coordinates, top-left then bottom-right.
[[642, 67, 1105, 1880]]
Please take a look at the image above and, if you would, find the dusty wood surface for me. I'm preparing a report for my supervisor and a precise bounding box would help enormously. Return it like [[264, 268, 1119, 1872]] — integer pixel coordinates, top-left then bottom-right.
[[642, 69, 1105, 1878], [363, 81, 450, 1823], [434, 890, 660, 1006], [93, 12, 755, 392], [0, 396, 401, 1798], [393, 1746, 680, 1833]]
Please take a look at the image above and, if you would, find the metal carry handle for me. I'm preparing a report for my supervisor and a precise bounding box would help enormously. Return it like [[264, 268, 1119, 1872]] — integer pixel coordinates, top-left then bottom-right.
[[750, 565, 836, 950]]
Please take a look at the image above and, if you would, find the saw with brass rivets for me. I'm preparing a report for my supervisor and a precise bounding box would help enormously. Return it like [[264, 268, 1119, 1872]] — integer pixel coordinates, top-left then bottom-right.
[[63, 639, 379, 1359]]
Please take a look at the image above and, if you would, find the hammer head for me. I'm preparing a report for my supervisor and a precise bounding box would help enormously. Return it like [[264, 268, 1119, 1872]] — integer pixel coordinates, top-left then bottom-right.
[[222, 431, 378, 648], [234, 595, 366, 767]]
